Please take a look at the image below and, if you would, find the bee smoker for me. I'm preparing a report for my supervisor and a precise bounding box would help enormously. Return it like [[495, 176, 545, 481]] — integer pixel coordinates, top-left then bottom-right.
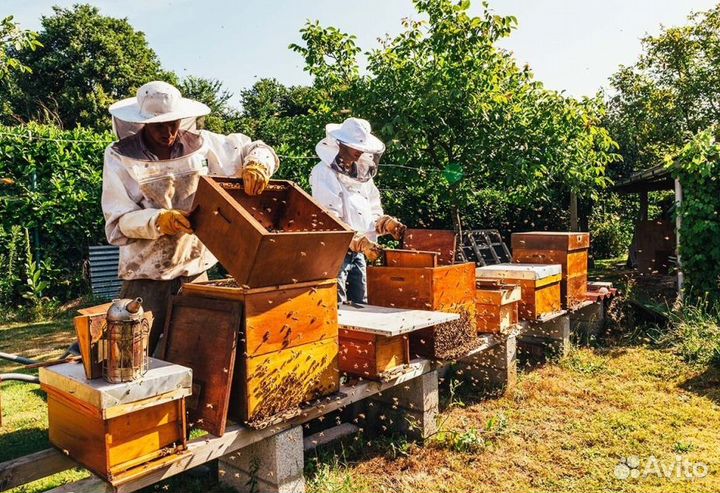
[[103, 298, 149, 383]]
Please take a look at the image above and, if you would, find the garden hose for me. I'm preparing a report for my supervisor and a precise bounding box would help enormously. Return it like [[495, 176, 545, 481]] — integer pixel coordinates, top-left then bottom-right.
[[0, 351, 38, 365], [0, 373, 39, 383]]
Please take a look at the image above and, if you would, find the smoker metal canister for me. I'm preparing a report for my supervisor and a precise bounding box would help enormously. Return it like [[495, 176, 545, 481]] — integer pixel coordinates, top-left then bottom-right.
[[103, 298, 149, 383]]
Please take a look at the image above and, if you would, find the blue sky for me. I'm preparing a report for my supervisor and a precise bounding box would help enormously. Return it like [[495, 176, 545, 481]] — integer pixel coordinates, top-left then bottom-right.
[[3, 0, 717, 106]]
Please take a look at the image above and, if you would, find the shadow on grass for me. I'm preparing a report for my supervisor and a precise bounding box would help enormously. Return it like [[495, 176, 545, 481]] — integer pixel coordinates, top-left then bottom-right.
[[0, 426, 50, 462], [680, 365, 720, 406]]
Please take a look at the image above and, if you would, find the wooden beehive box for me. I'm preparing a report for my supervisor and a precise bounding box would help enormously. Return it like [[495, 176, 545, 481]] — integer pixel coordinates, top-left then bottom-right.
[[476, 263, 562, 321], [402, 229, 457, 265], [367, 250, 478, 360], [39, 359, 191, 485], [179, 279, 339, 427], [475, 281, 521, 334], [191, 177, 355, 287], [338, 304, 460, 380], [512, 232, 590, 309]]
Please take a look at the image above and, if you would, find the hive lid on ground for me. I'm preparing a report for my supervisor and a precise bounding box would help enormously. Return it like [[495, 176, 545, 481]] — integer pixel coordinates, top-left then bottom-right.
[[511, 231, 590, 251], [338, 303, 460, 337], [476, 263, 562, 280], [39, 358, 192, 411], [191, 176, 355, 287]]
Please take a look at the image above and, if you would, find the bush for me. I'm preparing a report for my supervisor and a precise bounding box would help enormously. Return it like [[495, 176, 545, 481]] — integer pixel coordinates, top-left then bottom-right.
[[665, 301, 720, 367], [0, 123, 112, 304], [668, 127, 720, 302]]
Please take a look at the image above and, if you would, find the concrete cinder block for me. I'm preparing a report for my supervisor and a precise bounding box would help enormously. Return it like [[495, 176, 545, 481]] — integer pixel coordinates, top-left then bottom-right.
[[368, 370, 439, 441], [459, 335, 517, 392], [570, 301, 604, 345], [219, 425, 305, 493]]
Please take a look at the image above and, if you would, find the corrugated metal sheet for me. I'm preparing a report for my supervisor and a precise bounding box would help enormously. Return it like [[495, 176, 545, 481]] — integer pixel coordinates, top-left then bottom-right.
[[89, 245, 122, 300]]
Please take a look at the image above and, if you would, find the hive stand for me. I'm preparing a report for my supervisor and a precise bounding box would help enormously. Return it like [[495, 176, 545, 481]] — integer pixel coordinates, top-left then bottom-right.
[[218, 426, 305, 493], [569, 300, 605, 345], [518, 311, 571, 363], [454, 333, 518, 395], [3, 318, 521, 493]]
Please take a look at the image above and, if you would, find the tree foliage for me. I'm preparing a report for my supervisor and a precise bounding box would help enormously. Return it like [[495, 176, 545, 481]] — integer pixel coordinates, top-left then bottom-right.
[[667, 127, 720, 303], [3, 4, 173, 129], [290, 0, 618, 230], [0, 123, 112, 302], [0, 16, 40, 81], [608, 4, 720, 176]]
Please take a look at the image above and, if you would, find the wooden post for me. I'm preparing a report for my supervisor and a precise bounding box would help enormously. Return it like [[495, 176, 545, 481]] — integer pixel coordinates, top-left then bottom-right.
[[674, 179, 684, 294], [639, 190, 649, 221]]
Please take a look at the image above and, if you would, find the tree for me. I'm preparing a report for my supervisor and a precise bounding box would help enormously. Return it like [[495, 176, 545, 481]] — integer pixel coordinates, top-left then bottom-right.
[[290, 0, 618, 231], [179, 76, 237, 133], [0, 16, 40, 80], [5, 4, 174, 129], [607, 4, 720, 176]]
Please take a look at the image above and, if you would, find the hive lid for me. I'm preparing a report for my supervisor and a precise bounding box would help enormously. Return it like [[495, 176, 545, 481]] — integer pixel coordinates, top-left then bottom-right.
[[476, 263, 562, 280], [338, 303, 460, 336], [512, 231, 590, 250], [40, 358, 192, 412]]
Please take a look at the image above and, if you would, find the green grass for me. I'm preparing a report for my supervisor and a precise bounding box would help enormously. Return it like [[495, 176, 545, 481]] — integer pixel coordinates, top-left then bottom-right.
[[3, 282, 720, 493]]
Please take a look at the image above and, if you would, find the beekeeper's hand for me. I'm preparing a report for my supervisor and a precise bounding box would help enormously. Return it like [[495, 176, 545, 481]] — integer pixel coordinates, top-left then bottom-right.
[[157, 209, 193, 236], [242, 162, 270, 196], [376, 215, 406, 241], [350, 235, 383, 263]]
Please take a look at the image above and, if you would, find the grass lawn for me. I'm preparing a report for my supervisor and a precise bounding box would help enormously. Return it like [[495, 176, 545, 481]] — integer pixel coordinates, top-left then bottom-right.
[[2, 310, 719, 492]]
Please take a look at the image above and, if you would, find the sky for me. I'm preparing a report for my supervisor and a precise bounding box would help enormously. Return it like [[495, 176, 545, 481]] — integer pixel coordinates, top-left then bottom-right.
[[3, 0, 718, 106]]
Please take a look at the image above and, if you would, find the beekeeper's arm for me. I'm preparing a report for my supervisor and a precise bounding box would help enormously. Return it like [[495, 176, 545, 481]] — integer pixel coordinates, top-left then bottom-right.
[[202, 131, 279, 195], [102, 148, 161, 244], [369, 180, 406, 240]]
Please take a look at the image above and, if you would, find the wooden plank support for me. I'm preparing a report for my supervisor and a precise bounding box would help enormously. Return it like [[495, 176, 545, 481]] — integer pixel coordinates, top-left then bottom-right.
[[14, 359, 437, 493], [0, 449, 77, 492]]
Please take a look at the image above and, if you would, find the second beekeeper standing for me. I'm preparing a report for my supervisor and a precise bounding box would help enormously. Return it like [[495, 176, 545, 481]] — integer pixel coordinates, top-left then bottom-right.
[[102, 81, 280, 352], [310, 117, 406, 304]]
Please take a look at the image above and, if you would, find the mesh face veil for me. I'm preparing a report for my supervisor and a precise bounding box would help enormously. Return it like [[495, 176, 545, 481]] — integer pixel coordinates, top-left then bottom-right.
[[331, 144, 383, 183]]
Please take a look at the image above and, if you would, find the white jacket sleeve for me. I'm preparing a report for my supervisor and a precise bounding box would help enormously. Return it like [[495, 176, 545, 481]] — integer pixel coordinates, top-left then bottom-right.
[[102, 147, 162, 245], [202, 130, 279, 177], [367, 179, 384, 233], [310, 164, 344, 220]]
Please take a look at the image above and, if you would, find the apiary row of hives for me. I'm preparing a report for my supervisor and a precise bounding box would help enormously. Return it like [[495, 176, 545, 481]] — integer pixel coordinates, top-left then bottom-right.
[[41, 176, 592, 485]]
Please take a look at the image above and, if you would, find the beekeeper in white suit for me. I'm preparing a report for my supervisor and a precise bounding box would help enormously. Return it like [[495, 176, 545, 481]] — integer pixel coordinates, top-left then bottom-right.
[[102, 81, 279, 351], [310, 117, 406, 303]]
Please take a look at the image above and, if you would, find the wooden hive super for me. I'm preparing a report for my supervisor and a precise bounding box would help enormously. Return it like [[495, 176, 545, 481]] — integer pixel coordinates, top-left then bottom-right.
[[191, 177, 354, 288], [338, 304, 459, 380], [367, 250, 478, 360], [476, 263, 562, 321], [177, 279, 339, 427], [511, 232, 589, 309], [475, 281, 521, 334], [39, 359, 191, 485]]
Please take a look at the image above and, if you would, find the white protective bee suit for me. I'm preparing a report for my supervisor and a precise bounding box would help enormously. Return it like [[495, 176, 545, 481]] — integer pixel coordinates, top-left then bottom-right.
[[310, 118, 386, 303], [102, 130, 278, 280]]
